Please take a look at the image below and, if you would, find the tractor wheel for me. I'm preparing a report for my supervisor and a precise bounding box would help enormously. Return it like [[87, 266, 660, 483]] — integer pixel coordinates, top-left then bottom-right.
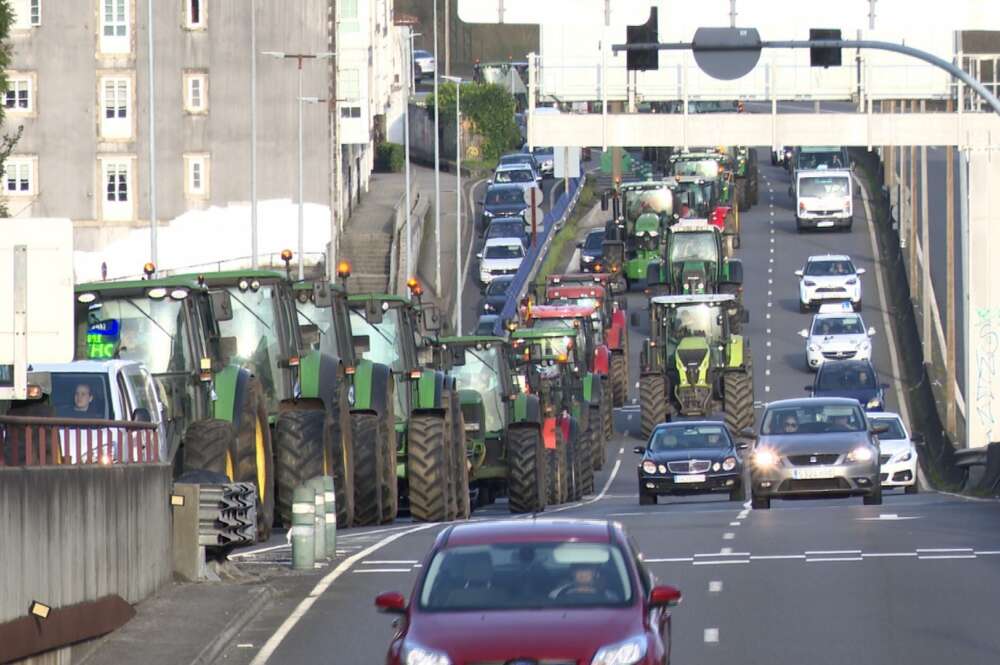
[[507, 426, 546, 513], [351, 413, 384, 526], [546, 433, 569, 505], [589, 406, 604, 471], [407, 414, 450, 522], [640, 374, 669, 439], [377, 382, 399, 524], [723, 371, 754, 435], [740, 179, 752, 210], [751, 175, 759, 205], [274, 409, 326, 527], [578, 429, 595, 496], [602, 396, 613, 464], [450, 392, 471, 520], [235, 379, 275, 542], [183, 419, 238, 481], [328, 409, 355, 529], [611, 353, 628, 407]]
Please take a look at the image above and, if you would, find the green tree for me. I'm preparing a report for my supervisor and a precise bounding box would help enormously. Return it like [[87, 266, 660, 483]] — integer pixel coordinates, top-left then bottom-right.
[[0, 0, 24, 218], [427, 81, 520, 163]]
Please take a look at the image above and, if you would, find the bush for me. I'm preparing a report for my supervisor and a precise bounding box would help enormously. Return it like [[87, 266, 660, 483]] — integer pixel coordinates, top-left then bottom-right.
[[426, 82, 520, 163], [375, 142, 405, 173]]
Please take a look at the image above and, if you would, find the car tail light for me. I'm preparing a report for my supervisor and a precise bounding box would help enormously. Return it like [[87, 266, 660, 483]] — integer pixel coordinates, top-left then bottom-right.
[[799, 202, 806, 213]]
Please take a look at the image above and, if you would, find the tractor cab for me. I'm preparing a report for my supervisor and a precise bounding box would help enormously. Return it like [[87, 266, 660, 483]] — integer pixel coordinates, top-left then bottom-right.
[[522, 304, 609, 378]]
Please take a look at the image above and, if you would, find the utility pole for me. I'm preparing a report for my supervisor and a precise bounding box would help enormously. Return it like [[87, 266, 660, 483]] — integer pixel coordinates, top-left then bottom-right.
[[909, 99, 917, 291], [147, 0, 157, 268], [945, 96, 957, 437], [443, 76, 463, 332], [444, 0, 451, 77], [331, 9, 341, 281], [920, 100, 930, 357], [250, 1, 258, 268], [433, 0, 443, 296]]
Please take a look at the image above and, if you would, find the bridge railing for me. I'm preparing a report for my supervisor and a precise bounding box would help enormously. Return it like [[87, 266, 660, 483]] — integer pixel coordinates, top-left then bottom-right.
[[0, 415, 161, 467]]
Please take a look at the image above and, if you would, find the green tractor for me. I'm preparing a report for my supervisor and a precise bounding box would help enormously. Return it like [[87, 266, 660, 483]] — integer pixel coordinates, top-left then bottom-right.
[[645, 222, 744, 312], [346, 290, 470, 522], [638, 294, 753, 438], [601, 180, 678, 290], [434, 336, 547, 513], [731, 146, 759, 211], [509, 323, 596, 504]]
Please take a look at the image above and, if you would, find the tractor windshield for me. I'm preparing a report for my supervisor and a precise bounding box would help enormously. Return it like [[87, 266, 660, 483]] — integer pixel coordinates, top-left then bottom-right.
[[669, 304, 724, 341], [669, 233, 718, 264], [218, 286, 284, 409], [623, 187, 673, 225], [451, 346, 504, 432], [77, 297, 190, 374], [673, 159, 719, 179], [675, 181, 713, 217], [349, 308, 405, 373], [296, 299, 350, 359]]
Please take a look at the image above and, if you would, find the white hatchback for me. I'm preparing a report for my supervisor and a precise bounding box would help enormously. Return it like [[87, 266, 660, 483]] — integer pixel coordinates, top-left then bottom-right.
[[795, 254, 864, 312], [799, 303, 876, 370], [478, 237, 526, 285], [868, 412, 920, 493]]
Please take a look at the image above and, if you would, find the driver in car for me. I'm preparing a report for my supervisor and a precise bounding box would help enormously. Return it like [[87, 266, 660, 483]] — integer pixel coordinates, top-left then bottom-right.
[[781, 413, 800, 433], [549, 565, 617, 602]]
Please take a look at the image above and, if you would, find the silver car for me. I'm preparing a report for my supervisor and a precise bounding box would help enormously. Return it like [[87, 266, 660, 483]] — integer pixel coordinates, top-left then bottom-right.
[[745, 397, 886, 509]]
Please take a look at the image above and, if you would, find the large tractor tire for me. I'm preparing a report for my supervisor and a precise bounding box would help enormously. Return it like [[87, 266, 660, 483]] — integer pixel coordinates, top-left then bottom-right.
[[577, 429, 595, 496], [328, 409, 355, 528], [546, 437, 569, 506], [723, 371, 754, 434], [182, 419, 238, 480], [610, 353, 628, 407], [640, 374, 670, 439], [507, 426, 546, 513], [602, 390, 614, 455], [450, 392, 471, 520], [274, 409, 326, 527], [588, 406, 604, 471], [407, 414, 450, 522], [351, 413, 384, 526], [378, 386, 398, 524], [235, 379, 275, 542]]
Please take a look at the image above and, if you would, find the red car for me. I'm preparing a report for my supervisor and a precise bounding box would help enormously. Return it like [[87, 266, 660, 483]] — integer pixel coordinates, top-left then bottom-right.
[[375, 519, 681, 665]]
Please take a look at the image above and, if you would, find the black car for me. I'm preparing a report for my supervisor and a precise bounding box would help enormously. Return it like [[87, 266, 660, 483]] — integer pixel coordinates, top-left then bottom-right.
[[530, 146, 555, 178], [577, 228, 605, 273], [808, 359, 887, 411], [633, 421, 747, 504], [479, 183, 527, 231], [485, 218, 528, 247], [479, 275, 514, 314]]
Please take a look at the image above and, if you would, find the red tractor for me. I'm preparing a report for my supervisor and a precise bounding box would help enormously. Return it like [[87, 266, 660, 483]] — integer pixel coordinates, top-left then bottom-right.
[[547, 271, 627, 298]]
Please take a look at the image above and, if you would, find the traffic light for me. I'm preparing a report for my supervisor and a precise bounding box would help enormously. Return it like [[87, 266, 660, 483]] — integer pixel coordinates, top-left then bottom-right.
[[810, 28, 842, 68], [626, 7, 658, 71]]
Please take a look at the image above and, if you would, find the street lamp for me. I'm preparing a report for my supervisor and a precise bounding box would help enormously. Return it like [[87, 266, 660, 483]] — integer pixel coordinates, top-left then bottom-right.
[[405, 30, 422, 280], [264, 51, 335, 280], [433, 0, 442, 300], [442, 75, 462, 333]]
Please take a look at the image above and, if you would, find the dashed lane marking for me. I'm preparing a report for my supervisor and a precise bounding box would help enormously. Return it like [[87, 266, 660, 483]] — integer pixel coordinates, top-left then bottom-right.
[[723, 532, 735, 540], [709, 581, 723, 593], [730, 522, 741, 526], [705, 628, 720, 643], [353, 568, 412, 573]]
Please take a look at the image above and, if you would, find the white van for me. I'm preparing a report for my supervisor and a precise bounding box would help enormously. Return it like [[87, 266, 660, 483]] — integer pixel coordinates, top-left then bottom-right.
[[795, 169, 853, 231]]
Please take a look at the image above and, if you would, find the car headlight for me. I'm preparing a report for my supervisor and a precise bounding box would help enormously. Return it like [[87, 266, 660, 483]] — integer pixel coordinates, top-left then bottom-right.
[[753, 449, 779, 469], [591, 635, 647, 665], [847, 446, 874, 463], [582, 255, 594, 262], [866, 398, 882, 409], [642, 460, 657, 474], [658, 464, 667, 474], [712, 462, 721, 472], [723, 456, 737, 471], [403, 644, 451, 665], [803, 280, 816, 287], [894, 449, 914, 463], [808, 344, 820, 352], [483, 209, 495, 217]]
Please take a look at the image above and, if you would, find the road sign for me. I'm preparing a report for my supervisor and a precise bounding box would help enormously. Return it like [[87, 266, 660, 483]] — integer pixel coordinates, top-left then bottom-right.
[[458, 0, 654, 26], [692, 27, 762, 81], [554, 147, 581, 179], [523, 185, 544, 206]]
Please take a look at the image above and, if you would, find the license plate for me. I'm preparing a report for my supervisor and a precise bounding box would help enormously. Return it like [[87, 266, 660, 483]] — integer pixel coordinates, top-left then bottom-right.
[[792, 467, 836, 480], [674, 474, 706, 484], [817, 221, 835, 228]]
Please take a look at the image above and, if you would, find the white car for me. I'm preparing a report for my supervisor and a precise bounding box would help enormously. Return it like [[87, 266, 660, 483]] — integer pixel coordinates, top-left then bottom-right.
[[491, 162, 541, 192], [795, 254, 864, 312], [799, 303, 876, 370], [413, 49, 435, 83], [795, 168, 853, 231], [868, 412, 920, 493], [478, 237, 525, 285]]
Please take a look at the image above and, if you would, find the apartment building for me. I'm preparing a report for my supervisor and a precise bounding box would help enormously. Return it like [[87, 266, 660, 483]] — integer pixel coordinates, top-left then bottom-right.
[[3, 0, 404, 256]]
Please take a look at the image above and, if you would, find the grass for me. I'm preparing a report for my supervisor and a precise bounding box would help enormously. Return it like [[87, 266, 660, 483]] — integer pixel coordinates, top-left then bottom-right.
[[535, 180, 597, 285]]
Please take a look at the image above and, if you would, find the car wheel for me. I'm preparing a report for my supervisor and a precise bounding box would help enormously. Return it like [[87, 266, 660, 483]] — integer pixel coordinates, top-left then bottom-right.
[[639, 491, 657, 506], [799, 300, 810, 313], [751, 493, 770, 510], [729, 482, 746, 502], [853, 299, 863, 312], [905, 482, 920, 495], [863, 484, 883, 505]]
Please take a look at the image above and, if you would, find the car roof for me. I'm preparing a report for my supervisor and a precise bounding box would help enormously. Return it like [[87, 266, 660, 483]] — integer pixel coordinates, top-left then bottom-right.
[[816, 359, 876, 371], [798, 169, 851, 177], [867, 411, 901, 421], [486, 182, 528, 192], [495, 162, 534, 172], [652, 420, 730, 433], [500, 153, 533, 161], [546, 285, 606, 298], [530, 304, 597, 319], [443, 519, 612, 547], [484, 237, 525, 248], [585, 228, 605, 238], [807, 254, 851, 262], [764, 397, 867, 409]]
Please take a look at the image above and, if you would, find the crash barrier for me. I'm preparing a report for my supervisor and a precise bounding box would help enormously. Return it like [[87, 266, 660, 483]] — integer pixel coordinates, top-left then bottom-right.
[[0, 415, 160, 467], [291, 478, 337, 571], [0, 464, 173, 663], [493, 175, 586, 334], [171, 482, 257, 581], [954, 442, 1000, 495]]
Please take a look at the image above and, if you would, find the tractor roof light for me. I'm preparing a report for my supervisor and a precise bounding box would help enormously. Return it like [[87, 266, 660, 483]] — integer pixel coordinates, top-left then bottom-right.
[[238, 279, 250, 291], [249, 280, 262, 292], [77, 292, 98, 304], [337, 260, 352, 279], [169, 288, 189, 300], [281, 249, 293, 263], [143, 262, 156, 277], [147, 287, 168, 300], [26, 384, 43, 400]]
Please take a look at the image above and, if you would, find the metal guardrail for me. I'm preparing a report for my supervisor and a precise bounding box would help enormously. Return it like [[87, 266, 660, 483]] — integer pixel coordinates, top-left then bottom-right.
[[954, 447, 988, 469], [0, 415, 160, 466], [493, 174, 586, 335]]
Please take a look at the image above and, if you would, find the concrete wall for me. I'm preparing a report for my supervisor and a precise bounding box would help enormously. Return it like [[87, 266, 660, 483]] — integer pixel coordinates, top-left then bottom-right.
[[0, 465, 173, 626], [406, 103, 457, 164]]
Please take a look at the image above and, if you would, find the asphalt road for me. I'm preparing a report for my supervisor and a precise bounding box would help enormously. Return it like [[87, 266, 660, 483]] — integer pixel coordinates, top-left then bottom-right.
[[217, 157, 1000, 665]]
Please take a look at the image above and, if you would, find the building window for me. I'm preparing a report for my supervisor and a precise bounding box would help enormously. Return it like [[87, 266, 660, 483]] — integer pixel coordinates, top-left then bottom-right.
[[100, 0, 130, 54], [100, 76, 132, 140], [12, 0, 41, 29], [340, 69, 360, 100], [105, 161, 128, 202], [4, 76, 33, 113], [339, 0, 358, 32], [340, 106, 361, 118], [184, 154, 209, 197], [183, 72, 208, 113], [3, 157, 34, 195], [101, 158, 134, 221], [185, 0, 205, 29]]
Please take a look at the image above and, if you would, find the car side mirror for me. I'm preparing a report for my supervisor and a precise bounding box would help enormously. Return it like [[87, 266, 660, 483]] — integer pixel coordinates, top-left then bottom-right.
[[870, 422, 890, 435], [477, 199, 485, 206], [798, 329, 809, 338], [633, 445, 646, 454], [739, 427, 757, 440], [576, 242, 583, 249], [312, 282, 333, 308], [476, 252, 483, 259], [132, 407, 152, 422], [210, 290, 233, 321], [804, 385, 814, 392], [867, 327, 876, 337], [794, 270, 804, 278], [648, 585, 682, 608], [301, 323, 321, 348], [375, 592, 407, 614], [880, 382, 890, 390], [736, 441, 750, 451], [856, 268, 866, 275]]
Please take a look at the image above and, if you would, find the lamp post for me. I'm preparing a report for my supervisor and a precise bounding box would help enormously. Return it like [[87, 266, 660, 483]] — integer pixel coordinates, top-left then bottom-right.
[[433, 0, 442, 298], [250, 1, 257, 268], [442, 75, 462, 333], [405, 30, 422, 279], [263, 51, 335, 280], [147, 0, 157, 269]]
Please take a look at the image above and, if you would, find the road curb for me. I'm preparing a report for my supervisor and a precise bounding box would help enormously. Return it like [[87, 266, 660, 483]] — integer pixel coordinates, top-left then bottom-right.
[[189, 584, 275, 665]]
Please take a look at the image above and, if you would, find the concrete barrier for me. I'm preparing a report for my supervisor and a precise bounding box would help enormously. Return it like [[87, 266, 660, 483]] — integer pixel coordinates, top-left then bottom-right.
[[0, 464, 173, 663]]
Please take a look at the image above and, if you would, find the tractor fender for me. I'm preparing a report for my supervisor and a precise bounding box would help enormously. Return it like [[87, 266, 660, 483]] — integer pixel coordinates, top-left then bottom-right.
[[711, 206, 731, 229], [511, 393, 542, 426], [593, 345, 611, 376], [727, 335, 746, 369], [297, 349, 344, 414], [349, 358, 393, 416], [412, 369, 447, 413], [212, 364, 252, 424], [582, 373, 603, 407], [609, 310, 627, 351]]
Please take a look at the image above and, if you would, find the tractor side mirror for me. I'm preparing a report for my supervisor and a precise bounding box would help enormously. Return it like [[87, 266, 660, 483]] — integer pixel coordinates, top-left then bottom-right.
[[365, 300, 384, 325], [132, 407, 152, 422], [630, 312, 640, 327], [422, 304, 442, 333], [451, 346, 467, 366], [601, 192, 609, 211], [726, 261, 744, 285], [210, 290, 233, 321], [312, 282, 333, 308], [301, 323, 321, 348]]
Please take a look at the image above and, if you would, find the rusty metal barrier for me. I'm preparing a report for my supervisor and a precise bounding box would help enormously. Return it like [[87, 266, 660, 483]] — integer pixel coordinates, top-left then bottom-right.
[[0, 415, 160, 467]]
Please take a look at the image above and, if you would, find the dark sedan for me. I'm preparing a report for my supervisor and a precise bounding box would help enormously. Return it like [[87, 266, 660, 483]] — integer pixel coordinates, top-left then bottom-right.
[[578, 228, 606, 273], [808, 359, 887, 411], [479, 275, 513, 314], [479, 183, 528, 231], [376, 519, 682, 665], [634, 421, 747, 504]]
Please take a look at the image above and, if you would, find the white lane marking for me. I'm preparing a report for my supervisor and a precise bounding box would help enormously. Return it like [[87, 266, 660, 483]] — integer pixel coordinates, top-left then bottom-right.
[[805, 550, 862, 555], [737, 510, 748, 519], [730, 521, 741, 526], [862, 552, 917, 558], [645, 557, 695, 563], [765, 369, 771, 376], [353, 568, 413, 573], [857, 515, 921, 521], [339, 523, 433, 540], [975, 550, 1000, 555], [704, 628, 720, 643], [764, 386, 771, 393], [723, 532, 735, 540], [694, 559, 748, 566], [807, 557, 864, 563], [229, 543, 291, 558], [918, 554, 977, 560], [362, 560, 418, 565], [750, 554, 806, 560], [249, 523, 438, 665], [619, 447, 625, 454], [854, 175, 909, 426], [916, 548, 973, 553], [709, 581, 723, 593], [695, 550, 747, 557], [237, 644, 255, 649]]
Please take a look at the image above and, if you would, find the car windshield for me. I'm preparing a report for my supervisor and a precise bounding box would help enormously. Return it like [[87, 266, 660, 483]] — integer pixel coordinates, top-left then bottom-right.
[[487, 222, 524, 240], [50, 373, 113, 420], [871, 417, 907, 440], [673, 159, 719, 179], [650, 424, 730, 451], [670, 233, 718, 263], [78, 297, 190, 374], [419, 542, 633, 611], [818, 364, 877, 390], [584, 231, 605, 250], [668, 304, 723, 339], [486, 188, 526, 205], [450, 346, 504, 432], [800, 176, 849, 198], [495, 169, 534, 183], [805, 260, 855, 276], [486, 278, 513, 296], [500, 155, 533, 167], [485, 244, 524, 260], [812, 316, 864, 335], [797, 149, 846, 170], [533, 147, 554, 158], [762, 403, 866, 434]]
